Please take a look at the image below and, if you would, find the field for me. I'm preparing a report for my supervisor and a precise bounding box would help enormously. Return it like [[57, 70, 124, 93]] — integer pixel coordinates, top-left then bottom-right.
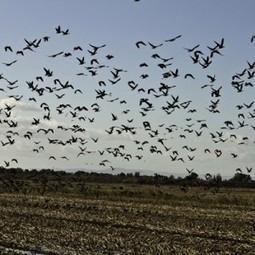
[[0, 184, 254, 254]]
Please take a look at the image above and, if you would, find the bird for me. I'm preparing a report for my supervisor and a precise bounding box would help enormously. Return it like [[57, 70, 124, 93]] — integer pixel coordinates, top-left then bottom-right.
[[88, 44, 106, 55], [246, 167, 252, 173], [128, 81, 138, 90], [205, 173, 212, 180], [214, 149, 222, 157], [73, 46, 83, 51], [91, 137, 99, 143], [43, 68, 53, 76], [148, 42, 163, 49], [77, 56, 85, 65], [236, 168, 242, 173], [184, 73, 195, 79], [184, 44, 200, 52], [2, 60, 17, 66], [4, 46, 13, 52], [55, 25, 62, 34], [4, 161, 10, 167], [165, 35, 182, 42], [49, 51, 64, 58], [43, 36, 50, 42], [62, 29, 69, 35], [16, 50, 24, 56], [135, 41, 146, 48], [207, 74, 216, 83], [214, 38, 224, 49], [11, 158, 18, 164], [186, 168, 194, 174]]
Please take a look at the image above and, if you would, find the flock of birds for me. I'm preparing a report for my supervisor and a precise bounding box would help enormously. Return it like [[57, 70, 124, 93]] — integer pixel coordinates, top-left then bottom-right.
[[0, 25, 254, 177]]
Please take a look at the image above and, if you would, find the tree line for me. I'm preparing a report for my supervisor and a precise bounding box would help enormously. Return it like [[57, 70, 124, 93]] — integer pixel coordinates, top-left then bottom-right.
[[0, 167, 254, 190]]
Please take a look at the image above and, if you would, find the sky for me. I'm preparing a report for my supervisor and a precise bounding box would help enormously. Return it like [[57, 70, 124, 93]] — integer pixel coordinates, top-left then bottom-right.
[[0, 0, 254, 178]]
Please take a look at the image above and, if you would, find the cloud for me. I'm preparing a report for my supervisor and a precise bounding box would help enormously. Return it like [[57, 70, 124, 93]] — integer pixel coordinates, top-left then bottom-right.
[[0, 97, 41, 112]]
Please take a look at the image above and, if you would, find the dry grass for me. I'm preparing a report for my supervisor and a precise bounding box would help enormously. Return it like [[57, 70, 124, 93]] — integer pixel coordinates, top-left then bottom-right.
[[0, 185, 254, 254]]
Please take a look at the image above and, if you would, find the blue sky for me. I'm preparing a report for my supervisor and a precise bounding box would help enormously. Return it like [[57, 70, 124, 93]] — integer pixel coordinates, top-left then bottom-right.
[[0, 0, 254, 177]]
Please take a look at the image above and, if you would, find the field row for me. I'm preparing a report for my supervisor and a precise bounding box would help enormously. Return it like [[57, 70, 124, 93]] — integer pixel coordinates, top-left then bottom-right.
[[0, 190, 254, 254]]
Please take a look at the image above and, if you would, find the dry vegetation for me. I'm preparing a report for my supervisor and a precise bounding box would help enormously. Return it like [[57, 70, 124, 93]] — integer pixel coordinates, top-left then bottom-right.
[[0, 184, 254, 254]]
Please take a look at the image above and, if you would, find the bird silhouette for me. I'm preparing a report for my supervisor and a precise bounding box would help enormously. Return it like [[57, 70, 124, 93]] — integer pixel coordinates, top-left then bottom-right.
[[3, 60, 17, 66], [165, 35, 182, 42], [136, 41, 146, 48], [184, 44, 200, 52]]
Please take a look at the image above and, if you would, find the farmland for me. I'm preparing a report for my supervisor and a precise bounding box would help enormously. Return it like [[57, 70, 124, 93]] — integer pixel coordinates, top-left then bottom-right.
[[0, 183, 254, 254]]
